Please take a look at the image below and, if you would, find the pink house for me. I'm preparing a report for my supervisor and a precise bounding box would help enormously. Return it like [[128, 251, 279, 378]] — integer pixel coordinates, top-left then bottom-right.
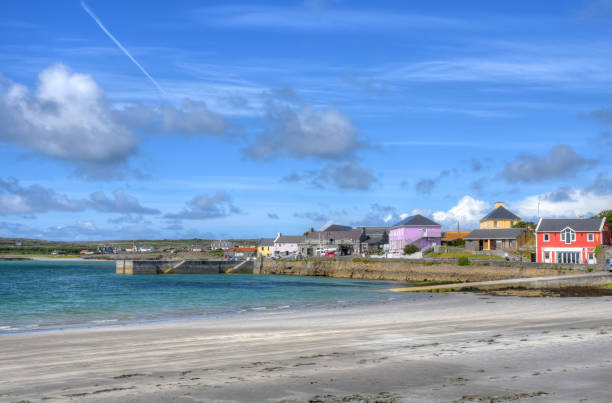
[[389, 214, 442, 254]]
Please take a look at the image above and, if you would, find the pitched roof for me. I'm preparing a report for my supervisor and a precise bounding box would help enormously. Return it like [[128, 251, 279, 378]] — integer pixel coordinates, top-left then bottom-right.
[[306, 229, 364, 241], [536, 218, 605, 232], [358, 226, 388, 236], [322, 224, 353, 232], [480, 205, 521, 221], [392, 214, 440, 227], [441, 231, 471, 241], [275, 235, 306, 244], [257, 238, 275, 247], [465, 228, 528, 240]]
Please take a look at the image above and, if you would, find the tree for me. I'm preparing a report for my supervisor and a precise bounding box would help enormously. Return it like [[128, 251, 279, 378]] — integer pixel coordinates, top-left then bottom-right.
[[592, 210, 612, 224], [513, 221, 536, 229], [403, 245, 419, 255]]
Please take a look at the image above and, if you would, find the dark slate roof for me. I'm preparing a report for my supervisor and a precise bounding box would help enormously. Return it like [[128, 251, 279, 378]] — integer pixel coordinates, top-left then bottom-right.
[[306, 229, 364, 241], [480, 205, 521, 221], [358, 226, 388, 236], [392, 214, 440, 227], [536, 218, 604, 232], [465, 228, 528, 240], [322, 224, 353, 232], [258, 238, 275, 247], [275, 235, 306, 244]]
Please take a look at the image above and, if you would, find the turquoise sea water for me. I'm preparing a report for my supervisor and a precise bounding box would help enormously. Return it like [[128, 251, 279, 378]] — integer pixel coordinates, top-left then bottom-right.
[[0, 260, 422, 334]]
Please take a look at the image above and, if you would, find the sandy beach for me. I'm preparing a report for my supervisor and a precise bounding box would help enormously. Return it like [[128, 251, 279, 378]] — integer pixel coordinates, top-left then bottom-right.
[[1, 293, 612, 402]]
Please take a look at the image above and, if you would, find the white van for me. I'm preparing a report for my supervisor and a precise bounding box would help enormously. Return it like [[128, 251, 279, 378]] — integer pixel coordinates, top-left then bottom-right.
[[606, 258, 612, 271]]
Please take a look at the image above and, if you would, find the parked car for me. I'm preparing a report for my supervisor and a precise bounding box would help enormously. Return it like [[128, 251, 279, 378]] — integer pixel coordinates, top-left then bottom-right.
[[324, 252, 337, 257], [606, 258, 612, 271]]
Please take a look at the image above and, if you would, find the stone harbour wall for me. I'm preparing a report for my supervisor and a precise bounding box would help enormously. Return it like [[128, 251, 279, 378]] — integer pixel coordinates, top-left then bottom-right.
[[255, 258, 585, 283]]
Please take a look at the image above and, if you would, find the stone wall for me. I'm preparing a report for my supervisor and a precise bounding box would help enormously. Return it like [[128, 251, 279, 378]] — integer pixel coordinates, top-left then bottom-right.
[[116, 259, 253, 275], [255, 258, 582, 283]]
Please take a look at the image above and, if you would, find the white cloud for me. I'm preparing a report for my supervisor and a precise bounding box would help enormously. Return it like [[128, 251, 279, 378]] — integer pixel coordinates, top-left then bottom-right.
[[432, 196, 490, 229], [246, 103, 363, 160], [514, 190, 612, 219], [115, 99, 231, 136], [0, 64, 139, 176], [165, 191, 241, 220]]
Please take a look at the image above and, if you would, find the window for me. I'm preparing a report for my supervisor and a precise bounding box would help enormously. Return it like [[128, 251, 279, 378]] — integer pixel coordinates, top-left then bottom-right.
[[545, 252, 550, 260], [589, 252, 594, 260], [494, 221, 498, 228], [543, 233, 550, 242], [588, 233, 594, 242], [561, 228, 575, 245]]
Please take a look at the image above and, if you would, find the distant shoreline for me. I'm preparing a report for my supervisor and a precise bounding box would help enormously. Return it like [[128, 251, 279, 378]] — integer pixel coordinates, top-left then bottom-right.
[[0, 256, 111, 262]]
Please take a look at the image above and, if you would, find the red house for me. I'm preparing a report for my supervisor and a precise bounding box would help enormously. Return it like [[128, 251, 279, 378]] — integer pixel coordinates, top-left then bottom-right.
[[535, 218, 610, 264]]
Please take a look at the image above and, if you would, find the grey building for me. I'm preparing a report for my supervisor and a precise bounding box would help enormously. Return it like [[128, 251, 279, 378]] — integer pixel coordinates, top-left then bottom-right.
[[358, 226, 389, 251], [211, 240, 234, 250], [465, 228, 531, 251], [300, 229, 367, 256]]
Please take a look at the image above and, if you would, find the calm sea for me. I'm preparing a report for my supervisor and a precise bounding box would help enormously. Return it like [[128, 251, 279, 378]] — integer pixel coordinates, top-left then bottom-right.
[[0, 260, 423, 334]]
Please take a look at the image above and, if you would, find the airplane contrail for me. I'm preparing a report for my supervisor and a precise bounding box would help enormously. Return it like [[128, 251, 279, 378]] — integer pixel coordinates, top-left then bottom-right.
[[80, 1, 167, 96]]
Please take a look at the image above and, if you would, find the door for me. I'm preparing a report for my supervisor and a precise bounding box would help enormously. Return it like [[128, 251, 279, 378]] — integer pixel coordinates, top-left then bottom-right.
[[544, 251, 551, 263]]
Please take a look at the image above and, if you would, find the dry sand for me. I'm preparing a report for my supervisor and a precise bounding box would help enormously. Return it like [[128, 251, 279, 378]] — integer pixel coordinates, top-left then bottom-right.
[[1, 293, 612, 402]]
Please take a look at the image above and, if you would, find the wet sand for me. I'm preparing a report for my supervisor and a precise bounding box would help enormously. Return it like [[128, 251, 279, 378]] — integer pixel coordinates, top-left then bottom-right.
[[1, 293, 612, 402]]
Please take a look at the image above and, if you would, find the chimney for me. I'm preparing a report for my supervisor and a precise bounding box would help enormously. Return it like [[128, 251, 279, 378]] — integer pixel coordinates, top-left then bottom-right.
[[494, 201, 506, 209]]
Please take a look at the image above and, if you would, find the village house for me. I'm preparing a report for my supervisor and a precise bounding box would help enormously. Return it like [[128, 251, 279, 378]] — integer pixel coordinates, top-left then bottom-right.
[[272, 233, 305, 257], [464, 228, 532, 251], [256, 238, 274, 257], [300, 228, 367, 256], [480, 202, 521, 229], [388, 214, 442, 254], [210, 240, 234, 250], [535, 217, 610, 264]]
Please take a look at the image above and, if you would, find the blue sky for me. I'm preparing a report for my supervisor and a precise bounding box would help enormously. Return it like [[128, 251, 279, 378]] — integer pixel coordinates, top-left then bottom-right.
[[0, 0, 611, 241]]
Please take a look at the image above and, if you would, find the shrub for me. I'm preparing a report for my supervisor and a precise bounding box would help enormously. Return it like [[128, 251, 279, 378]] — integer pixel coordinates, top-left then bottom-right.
[[352, 257, 362, 263], [457, 256, 471, 266], [403, 245, 419, 255]]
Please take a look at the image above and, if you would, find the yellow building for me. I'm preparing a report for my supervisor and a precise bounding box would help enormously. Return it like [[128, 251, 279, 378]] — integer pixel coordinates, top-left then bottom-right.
[[479, 202, 521, 229], [257, 238, 274, 257]]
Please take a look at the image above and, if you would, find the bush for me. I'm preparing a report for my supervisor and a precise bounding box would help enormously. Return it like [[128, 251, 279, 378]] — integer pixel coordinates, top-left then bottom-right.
[[448, 238, 465, 247], [457, 256, 471, 266], [352, 257, 362, 263], [403, 245, 419, 255]]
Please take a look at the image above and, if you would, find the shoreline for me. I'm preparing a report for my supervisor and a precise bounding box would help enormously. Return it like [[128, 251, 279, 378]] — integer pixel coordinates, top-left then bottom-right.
[[2, 293, 612, 402]]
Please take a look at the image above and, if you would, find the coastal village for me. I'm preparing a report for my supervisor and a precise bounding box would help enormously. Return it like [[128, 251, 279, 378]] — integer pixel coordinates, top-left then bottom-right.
[[222, 202, 611, 267]]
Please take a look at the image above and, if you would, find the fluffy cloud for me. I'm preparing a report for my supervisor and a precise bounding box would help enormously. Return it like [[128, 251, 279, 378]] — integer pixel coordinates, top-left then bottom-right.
[[89, 189, 160, 214], [282, 162, 376, 190], [502, 145, 596, 183], [165, 191, 241, 220], [0, 64, 139, 177], [0, 177, 87, 215], [115, 99, 230, 136], [246, 103, 364, 160], [511, 173, 612, 219], [0, 65, 233, 179], [0, 178, 158, 216], [432, 195, 491, 229]]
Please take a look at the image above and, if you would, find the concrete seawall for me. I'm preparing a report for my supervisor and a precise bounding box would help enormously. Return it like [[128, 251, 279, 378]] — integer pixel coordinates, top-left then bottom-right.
[[255, 258, 590, 283], [116, 259, 254, 275]]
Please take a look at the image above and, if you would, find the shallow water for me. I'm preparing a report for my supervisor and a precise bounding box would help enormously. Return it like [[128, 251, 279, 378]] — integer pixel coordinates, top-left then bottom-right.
[[0, 260, 424, 333]]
